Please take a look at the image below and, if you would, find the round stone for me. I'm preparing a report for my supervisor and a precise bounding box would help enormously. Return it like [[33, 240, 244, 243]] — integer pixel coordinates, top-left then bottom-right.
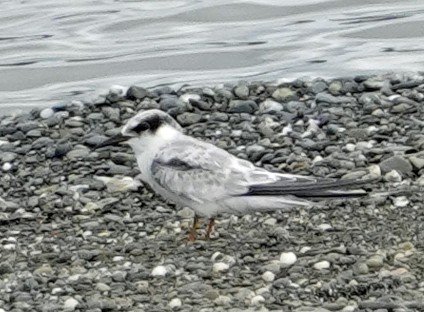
[[40, 108, 54, 119], [168, 298, 182, 310], [280, 252, 297, 267], [151, 265, 168, 277], [261, 271, 275, 282], [213, 262, 229, 273], [314, 260, 330, 270], [2, 162, 12, 171]]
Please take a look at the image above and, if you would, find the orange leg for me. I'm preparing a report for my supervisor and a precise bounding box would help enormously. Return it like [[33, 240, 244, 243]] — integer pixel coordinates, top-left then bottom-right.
[[188, 215, 199, 241], [204, 218, 215, 240]]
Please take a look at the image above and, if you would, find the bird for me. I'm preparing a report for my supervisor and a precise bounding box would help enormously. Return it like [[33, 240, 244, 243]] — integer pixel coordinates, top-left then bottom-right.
[[96, 109, 375, 241]]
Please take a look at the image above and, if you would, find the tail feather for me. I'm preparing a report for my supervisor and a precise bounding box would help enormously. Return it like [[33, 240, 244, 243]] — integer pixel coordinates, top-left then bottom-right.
[[243, 177, 377, 197]]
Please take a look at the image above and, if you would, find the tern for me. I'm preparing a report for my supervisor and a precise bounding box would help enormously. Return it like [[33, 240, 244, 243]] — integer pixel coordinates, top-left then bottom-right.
[[97, 109, 374, 240]]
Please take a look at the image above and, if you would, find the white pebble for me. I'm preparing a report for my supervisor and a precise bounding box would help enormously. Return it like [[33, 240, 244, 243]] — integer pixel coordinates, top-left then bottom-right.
[[151, 265, 168, 277], [281, 124, 292, 135], [342, 306, 356, 312], [344, 143, 356, 152], [40, 108, 54, 119], [64, 298, 79, 311], [312, 155, 323, 164], [261, 271, 275, 282], [318, 223, 333, 231], [314, 260, 330, 270], [179, 93, 201, 104], [2, 162, 12, 171], [213, 262, 229, 273], [168, 298, 182, 310], [3, 244, 15, 251], [263, 217, 277, 226], [393, 196, 409, 208], [368, 164, 381, 177], [251, 295, 265, 306], [113, 256, 125, 262], [300, 246, 311, 254], [384, 169, 402, 182], [280, 252, 297, 267], [52, 287, 63, 295], [214, 295, 232, 306]]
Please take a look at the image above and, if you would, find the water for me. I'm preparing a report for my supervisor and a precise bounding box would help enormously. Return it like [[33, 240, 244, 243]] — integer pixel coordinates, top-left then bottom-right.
[[1, 0, 424, 114]]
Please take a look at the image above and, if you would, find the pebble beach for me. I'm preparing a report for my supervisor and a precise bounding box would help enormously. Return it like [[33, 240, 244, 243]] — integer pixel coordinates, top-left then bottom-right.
[[1, 72, 424, 311]]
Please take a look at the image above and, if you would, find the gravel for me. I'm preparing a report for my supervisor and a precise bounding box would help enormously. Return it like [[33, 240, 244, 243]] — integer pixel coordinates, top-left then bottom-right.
[[1, 72, 424, 311]]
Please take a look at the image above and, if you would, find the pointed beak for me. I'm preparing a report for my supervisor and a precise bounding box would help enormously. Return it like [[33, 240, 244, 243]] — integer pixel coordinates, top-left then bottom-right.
[[95, 133, 128, 149]]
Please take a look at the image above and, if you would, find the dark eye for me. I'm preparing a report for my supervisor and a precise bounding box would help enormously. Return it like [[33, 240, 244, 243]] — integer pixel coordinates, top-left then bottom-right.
[[132, 122, 150, 133]]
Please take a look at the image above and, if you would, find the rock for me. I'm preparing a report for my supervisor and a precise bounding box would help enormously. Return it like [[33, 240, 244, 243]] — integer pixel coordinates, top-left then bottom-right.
[[259, 99, 283, 113], [2, 162, 12, 171], [210, 112, 229, 122], [261, 271, 275, 282], [280, 252, 297, 267], [127, 86, 148, 100], [177, 112, 202, 126], [151, 265, 168, 277], [310, 80, 328, 94], [379, 155, 412, 175], [409, 155, 424, 169], [213, 262, 229, 273], [313, 260, 330, 270], [107, 85, 128, 102], [94, 176, 141, 193], [32, 137, 54, 149], [168, 298, 182, 310], [179, 93, 201, 104], [0, 152, 17, 163], [234, 85, 249, 99], [366, 255, 384, 268], [384, 169, 402, 182], [40, 108, 54, 119], [272, 87, 297, 102], [64, 298, 79, 311], [214, 295, 232, 306], [392, 196, 409, 208], [228, 100, 258, 113], [66, 148, 90, 160], [251, 295, 265, 306]]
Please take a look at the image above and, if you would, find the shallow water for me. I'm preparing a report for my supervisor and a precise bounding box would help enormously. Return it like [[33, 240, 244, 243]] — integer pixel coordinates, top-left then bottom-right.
[[0, 0, 424, 113]]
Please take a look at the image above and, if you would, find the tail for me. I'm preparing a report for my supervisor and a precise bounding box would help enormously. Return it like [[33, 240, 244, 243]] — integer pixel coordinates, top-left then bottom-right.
[[241, 177, 378, 200]]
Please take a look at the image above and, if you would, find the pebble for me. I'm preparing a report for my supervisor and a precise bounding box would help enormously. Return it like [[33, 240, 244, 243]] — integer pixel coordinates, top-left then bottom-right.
[[280, 252, 297, 267], [213, 262, 230, 273], [151, 265, 168, 277], [384, 170, 402, 182], [272, 87, 296, 102], [392, 196, 409, 208], [251, 295, 265, 306], [168, 298, 182, 310], [366, 255, 384, 268], [259, 99, 283, 113], [40, 108, 55, 119], [379, 155, 412, 175], [64, 298, 79, 311], [313, 261, 330, 270], [2, 162, 12, 171], [228, 100, 258, 113], [261, 271, 275, 282]]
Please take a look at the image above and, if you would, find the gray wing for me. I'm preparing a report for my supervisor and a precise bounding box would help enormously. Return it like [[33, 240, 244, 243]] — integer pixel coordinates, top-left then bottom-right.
[[150, 138, 280, 203]]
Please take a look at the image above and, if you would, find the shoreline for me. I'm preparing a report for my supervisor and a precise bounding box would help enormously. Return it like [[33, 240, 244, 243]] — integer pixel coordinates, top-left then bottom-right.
[[1, 72, 423, 311]]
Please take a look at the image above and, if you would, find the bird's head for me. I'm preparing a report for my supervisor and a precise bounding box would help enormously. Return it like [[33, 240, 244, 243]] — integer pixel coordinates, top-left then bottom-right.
[[96, 109, 182, 149]]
